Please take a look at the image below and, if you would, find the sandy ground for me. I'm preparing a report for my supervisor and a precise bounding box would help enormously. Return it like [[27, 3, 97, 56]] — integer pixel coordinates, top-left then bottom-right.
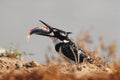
[[0, 56, 119, 80]]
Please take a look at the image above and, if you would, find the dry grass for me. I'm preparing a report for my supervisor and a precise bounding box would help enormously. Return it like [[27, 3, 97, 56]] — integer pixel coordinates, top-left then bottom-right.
[[0, 31, 120, 80]]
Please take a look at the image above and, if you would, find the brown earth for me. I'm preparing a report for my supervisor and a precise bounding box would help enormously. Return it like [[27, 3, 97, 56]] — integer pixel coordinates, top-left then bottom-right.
[[0, 56, 119, 80]]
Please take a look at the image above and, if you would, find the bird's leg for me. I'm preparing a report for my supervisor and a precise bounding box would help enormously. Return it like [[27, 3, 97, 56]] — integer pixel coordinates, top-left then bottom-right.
[[77, 52, 80, 64], [69, 41, 81, 65], [70, 47, 82, 70], [70, 46, 78, 64]]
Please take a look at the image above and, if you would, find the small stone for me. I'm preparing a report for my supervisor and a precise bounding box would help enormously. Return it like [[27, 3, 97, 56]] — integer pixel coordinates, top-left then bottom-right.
[[15, 63, 21, 69], [6, 66, 9, 69], [23, 61, 40, 68]]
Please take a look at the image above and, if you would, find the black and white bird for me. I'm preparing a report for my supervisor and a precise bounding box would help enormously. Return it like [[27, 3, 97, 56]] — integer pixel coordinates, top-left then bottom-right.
[[28, 20, 93, 64]]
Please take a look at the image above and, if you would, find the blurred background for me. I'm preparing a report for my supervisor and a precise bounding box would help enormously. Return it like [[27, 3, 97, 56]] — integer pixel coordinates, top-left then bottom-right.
[[0, 0, 120, 63]]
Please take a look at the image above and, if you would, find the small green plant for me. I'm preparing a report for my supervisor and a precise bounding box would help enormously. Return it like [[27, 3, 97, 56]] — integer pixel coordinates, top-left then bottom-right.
[[0, 48, 34, 59], [0, 48, 22, 59]]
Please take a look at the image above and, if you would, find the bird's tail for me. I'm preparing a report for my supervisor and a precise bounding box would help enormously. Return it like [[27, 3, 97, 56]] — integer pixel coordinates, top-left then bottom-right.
[[78, 49, 93, 64], [86, 56, 93, 63]]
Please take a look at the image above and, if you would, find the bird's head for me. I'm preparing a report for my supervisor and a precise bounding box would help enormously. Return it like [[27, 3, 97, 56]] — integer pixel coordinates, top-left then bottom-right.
[[27, 20, 72, 41]]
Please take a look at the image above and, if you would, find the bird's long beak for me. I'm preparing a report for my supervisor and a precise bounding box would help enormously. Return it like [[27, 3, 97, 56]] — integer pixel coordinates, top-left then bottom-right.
[[39, 20, 53, 30]]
